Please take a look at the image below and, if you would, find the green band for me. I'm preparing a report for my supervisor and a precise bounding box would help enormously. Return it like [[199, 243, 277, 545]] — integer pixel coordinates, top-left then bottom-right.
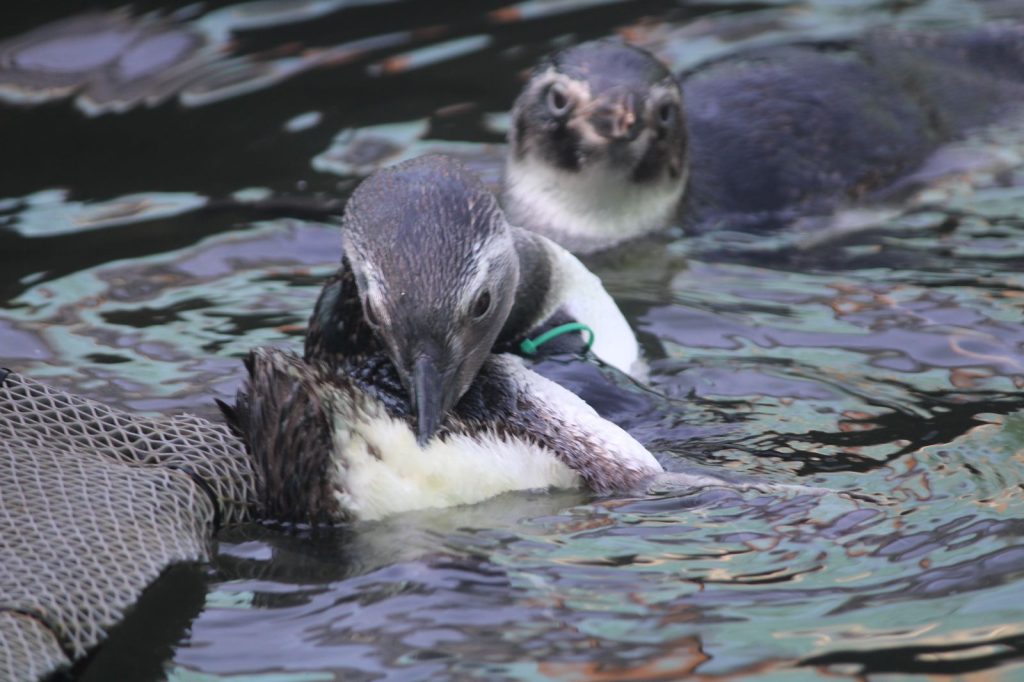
[[519, 322, 595, 356]]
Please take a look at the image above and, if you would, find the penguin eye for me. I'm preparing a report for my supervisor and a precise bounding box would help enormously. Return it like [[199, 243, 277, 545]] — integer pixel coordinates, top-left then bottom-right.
[[471, 290, 492, 320], [657, 101, 678, 126], [545, 83, 572, 117], [364, 299, 381, 327]]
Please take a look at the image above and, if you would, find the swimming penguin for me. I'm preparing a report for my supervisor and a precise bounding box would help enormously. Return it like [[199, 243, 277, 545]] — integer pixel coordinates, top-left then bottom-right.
[[303, 154, 641, 444], [503, 27, 1024, 253], [220, 155, 719, 522]]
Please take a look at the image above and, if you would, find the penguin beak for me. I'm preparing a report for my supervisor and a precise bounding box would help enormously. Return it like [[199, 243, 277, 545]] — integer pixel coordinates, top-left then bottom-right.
[[412, 353, 446, 446], [589, 91, 642, 142], [400, 339, 471, 446]]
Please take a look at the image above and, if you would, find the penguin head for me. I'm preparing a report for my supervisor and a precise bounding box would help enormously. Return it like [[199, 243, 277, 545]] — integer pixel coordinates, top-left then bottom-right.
[[342, 155, 519, 444], [508, 39, 687, 185]]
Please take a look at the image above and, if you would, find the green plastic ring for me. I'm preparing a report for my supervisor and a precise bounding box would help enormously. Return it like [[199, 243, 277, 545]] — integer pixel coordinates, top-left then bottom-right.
[[519, 322, 595, 356]]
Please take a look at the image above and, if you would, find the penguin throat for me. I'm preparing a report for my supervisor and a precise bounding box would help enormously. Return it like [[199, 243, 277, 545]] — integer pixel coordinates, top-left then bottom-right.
[[501, 153, 687, 254]]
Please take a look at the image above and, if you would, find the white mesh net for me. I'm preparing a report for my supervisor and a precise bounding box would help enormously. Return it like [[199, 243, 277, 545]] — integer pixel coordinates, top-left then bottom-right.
[[0, 371, 260, 679]]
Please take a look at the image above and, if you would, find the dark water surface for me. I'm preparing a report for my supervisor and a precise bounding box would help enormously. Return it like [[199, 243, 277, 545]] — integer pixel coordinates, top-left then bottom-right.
[[3, 1, 1024, 680]]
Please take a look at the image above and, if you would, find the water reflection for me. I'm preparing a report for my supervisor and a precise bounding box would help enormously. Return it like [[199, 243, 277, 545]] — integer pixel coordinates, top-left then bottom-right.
[[0, 3, 413, 114], [176, 429, 1024, 678]]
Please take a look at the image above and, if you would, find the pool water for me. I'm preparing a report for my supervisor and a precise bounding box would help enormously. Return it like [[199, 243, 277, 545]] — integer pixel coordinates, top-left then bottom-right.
[[3, 1, 1024, 679]]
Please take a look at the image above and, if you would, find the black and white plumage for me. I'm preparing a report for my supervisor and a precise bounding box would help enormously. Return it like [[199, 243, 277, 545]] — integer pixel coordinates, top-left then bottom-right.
[[504, 28, 1024, 253], [504, 41, 688, 254], [230, 348, 672, 523], [223, 155, 676, 523], [305, 155, 640, 445]]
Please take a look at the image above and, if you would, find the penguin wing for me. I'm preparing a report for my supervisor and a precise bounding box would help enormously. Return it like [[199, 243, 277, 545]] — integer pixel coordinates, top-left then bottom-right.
[[458, 355, 662, 493]]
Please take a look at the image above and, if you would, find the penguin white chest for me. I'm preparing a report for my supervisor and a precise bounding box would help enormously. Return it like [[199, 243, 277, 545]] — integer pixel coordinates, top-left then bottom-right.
[[330, 413, 582, 521]]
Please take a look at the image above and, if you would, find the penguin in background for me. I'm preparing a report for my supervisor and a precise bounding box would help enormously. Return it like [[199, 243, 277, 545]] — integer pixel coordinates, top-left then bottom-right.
[[502, 25, 1024, 252]]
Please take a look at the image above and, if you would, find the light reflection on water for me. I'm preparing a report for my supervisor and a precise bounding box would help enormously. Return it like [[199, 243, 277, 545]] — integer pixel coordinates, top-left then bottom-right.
[[2, 0, 1024, 679]]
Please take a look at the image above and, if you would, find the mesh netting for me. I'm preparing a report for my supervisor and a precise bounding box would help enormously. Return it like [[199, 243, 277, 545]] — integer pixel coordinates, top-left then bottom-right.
[[0, 612, 67, 681], [0, 371, 260, 679]]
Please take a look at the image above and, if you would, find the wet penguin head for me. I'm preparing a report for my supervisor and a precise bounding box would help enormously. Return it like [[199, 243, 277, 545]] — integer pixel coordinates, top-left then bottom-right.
[[504, 40, 688, 251], [342, 155, 519, 444]]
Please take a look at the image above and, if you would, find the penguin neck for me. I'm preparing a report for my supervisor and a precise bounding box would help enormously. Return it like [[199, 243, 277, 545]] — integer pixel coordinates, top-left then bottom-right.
[[500, 228, 640, 376], [499, 229, 556, 343], [501, 152, 689, 254]]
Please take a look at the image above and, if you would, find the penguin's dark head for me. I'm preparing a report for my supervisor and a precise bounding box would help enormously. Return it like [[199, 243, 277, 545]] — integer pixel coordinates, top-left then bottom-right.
[[342, 155, 519, 444], [504, 40, 688, 251]]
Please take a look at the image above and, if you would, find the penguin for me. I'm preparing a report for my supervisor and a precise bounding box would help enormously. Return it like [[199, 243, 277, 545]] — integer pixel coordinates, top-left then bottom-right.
[[220, 155, 719, 523], [503, 27, 1024, 253], [303, 154, 641, 445]]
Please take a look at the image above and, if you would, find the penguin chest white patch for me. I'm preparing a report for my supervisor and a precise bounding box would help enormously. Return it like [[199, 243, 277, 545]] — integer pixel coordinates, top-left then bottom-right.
[[504, 155, 685, 249], [329, 413, 582, 521]]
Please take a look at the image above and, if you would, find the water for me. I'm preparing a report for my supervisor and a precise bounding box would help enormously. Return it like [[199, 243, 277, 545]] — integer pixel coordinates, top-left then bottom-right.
[[3, 0, 1024, 679]]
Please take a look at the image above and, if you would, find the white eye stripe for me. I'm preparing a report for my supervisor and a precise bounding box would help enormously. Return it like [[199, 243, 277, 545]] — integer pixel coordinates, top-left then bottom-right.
[[346, 247, 392, 327], [459, 231, 514, 316], [530, 70, 591, 107]]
